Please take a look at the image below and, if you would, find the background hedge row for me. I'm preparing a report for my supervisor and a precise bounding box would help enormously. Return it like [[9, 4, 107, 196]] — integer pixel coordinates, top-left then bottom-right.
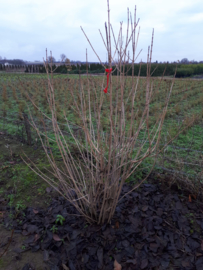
[[62, 63, 203, 77], [111, 63, 203, 78], [1, 62, 202, 77]]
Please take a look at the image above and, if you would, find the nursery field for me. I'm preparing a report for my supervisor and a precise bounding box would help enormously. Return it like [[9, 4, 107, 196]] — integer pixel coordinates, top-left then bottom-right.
[[1, 72, 203, 269], [0, 72, 203, 187]]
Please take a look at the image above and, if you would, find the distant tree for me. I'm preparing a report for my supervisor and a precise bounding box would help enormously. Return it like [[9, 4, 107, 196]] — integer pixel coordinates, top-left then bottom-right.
[[48, 56, 56, 63], [65, 58, 72, 71], [0, 56, 2, 60], [180, 58, 189, 64], [60, 54, 66, 62]]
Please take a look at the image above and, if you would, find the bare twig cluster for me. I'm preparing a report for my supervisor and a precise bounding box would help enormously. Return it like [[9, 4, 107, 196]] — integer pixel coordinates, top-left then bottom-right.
[[20, 0, 194, 225]]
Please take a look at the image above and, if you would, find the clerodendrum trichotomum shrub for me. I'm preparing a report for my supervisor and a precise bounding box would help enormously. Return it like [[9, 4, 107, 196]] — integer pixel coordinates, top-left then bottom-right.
[[21, 0, 194, 225]]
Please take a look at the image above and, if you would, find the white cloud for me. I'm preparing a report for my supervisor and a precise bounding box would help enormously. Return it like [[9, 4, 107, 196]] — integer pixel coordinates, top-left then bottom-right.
[[188, 12, 203, 22]]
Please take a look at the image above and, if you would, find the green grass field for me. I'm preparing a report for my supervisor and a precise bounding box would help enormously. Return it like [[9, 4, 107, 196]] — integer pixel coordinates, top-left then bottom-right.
[[0, 73, 203, 186]]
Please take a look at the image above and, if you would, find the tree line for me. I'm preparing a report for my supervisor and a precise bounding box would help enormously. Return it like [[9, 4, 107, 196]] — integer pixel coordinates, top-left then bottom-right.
[[111, 63, 203, 78], [0, 63, 203, 77]]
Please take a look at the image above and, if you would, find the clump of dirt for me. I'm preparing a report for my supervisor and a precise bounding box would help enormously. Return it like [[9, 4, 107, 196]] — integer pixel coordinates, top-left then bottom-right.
[[0, 224, 48, 270]]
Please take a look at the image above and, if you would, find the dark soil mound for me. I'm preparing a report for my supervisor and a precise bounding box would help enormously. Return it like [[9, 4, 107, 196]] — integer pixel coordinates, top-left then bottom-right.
[[2, 174, 203, 270]]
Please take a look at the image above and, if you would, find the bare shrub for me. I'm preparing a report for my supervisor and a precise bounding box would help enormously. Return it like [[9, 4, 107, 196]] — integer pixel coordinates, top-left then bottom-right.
[[20, 0, 194, 225]]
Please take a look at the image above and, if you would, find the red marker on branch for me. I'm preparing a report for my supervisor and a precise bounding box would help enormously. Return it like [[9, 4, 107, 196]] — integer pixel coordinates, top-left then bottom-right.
[[103, 68, 112, 93]]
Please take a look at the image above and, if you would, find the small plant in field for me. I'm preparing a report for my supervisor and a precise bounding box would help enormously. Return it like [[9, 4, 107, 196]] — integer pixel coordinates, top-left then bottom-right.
[[16, 201, 25, 212], [175, 104, 181, 115], [7, 194, 14, 206], [8, 211, 13, 218], [21, 245, 26, 250], [26, 196, 31, 202], [51, 225, 58, 233], [12, 86, 18, 101], [2, 85, 8, 102], [55, 215, 65, 225]]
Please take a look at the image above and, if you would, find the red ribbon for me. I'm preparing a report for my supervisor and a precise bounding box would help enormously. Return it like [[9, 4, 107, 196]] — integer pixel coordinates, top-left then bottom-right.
[[103, 68, 112, 93]]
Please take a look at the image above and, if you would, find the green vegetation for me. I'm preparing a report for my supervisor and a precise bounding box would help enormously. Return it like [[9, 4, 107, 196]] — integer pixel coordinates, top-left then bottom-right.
[[55, 215, 65, 226], [0, 73, 203, 201], [110, 63, 203, 78]]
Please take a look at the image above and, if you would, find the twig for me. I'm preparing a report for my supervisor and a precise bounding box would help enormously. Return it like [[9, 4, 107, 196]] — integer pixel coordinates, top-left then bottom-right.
[[0, 229, 14, 258]]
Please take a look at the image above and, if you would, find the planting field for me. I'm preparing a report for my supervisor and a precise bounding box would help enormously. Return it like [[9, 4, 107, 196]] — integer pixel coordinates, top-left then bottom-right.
[[1, 72, 203, 269], [0, 73, 203, 188]]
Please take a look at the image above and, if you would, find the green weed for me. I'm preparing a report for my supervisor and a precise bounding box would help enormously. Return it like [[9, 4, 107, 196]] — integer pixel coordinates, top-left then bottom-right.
[[50, 225, 58, 233], [55, 214, 65, 225]]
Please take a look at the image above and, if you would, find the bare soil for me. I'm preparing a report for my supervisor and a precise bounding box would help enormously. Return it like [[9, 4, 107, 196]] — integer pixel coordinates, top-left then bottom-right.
[[1, 131, 203, 269]]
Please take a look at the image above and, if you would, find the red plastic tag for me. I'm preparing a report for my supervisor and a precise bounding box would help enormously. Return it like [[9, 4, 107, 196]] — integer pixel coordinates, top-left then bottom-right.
[[103, 68, 112, 93]]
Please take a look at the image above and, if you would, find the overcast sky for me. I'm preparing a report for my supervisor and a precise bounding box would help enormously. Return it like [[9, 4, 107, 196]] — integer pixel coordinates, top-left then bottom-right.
[[0, 0, 203, 63]]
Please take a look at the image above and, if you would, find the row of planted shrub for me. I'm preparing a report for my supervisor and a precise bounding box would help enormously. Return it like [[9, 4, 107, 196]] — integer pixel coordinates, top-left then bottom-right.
[[67, 63, 203, 77], [111, 63, 203, 78], [29, 63, 203, 78]]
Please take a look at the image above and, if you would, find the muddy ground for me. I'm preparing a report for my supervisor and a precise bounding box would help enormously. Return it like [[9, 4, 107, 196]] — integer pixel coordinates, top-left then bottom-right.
[[0, 131, 62, 270]]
